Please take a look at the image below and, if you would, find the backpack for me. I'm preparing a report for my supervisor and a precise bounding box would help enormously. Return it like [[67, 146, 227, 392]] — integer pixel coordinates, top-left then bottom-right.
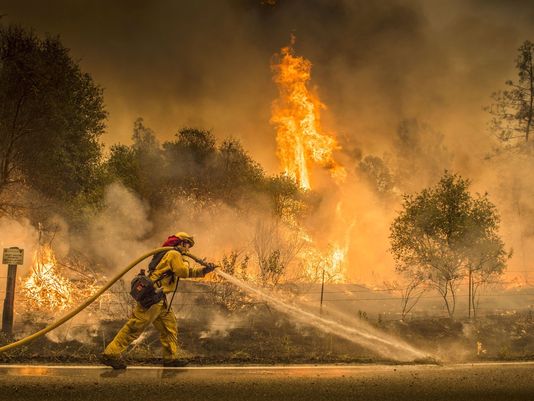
[[129, 250, 177, 308], [130, 270, 165, 309]]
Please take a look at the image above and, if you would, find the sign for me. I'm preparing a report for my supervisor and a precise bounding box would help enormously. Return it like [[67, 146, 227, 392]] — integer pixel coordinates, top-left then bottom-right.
[[2, 247, 24, 265]]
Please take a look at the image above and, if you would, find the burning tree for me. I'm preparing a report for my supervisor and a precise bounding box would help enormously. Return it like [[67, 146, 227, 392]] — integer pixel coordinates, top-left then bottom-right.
[[390, 172, 508, 319]]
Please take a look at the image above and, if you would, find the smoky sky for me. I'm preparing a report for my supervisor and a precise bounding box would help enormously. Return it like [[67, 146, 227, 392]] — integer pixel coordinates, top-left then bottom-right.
[[2, 0, 534, 172]]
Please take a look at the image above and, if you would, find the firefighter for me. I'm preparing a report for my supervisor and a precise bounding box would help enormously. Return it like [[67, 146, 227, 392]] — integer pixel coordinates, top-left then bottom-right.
[[100, 232, 215, 369]]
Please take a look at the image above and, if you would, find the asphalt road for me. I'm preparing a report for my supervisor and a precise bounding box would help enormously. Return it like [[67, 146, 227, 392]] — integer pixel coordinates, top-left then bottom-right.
[[0, 362, 533, 401]]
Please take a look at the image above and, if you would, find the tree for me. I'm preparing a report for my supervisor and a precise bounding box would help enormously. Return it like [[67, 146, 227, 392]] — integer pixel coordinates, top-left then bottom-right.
[[106, 144, 139, 192], [0, 25, 106, 212], [390, 171, 508, 318], [253, 219, 303, 287], [213, 138, 264, 205], [208, 250, 251, 311], [383, 276, 427, 321], [358, 155, 394, 197], [266, 174, 305, 222], [107, 119, 308, 223], [467, 233, 508, 319], [162, 128, 217, 198], [463, 197, 510, 318], [106, 118, 167, 208], [487, 40, 534, 146]]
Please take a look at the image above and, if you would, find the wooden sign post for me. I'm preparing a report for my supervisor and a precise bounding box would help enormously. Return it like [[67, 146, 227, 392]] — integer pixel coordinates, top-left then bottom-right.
[[2, 247, 24, 335]]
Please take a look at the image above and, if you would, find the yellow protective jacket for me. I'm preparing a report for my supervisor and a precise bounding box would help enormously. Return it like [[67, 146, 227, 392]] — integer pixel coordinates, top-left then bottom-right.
[[148, 250, 205, 294]]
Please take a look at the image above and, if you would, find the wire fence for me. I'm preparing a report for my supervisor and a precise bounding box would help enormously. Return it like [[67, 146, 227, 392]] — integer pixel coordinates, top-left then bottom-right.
[[6, 284, 534, 301], [5, 274, 534, 329]]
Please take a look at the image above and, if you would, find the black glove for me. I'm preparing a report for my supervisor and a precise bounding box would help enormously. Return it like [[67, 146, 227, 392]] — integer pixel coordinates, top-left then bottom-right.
[[202, 263, 216, 275]]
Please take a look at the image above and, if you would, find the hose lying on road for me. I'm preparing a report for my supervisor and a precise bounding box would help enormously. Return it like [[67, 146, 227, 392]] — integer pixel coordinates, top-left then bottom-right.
[[0, 246, 208, 353]]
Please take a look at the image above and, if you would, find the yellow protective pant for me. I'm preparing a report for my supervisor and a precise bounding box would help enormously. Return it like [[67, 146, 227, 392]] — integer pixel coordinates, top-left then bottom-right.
[[104, 300, 179, 361]]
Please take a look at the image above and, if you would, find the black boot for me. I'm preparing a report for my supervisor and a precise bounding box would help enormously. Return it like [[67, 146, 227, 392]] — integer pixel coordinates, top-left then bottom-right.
[[99, 354, 127, 370]]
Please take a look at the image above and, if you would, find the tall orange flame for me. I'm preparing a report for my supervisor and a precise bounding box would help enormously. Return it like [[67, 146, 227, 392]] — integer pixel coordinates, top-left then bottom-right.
[[271, 37, 345, 190]]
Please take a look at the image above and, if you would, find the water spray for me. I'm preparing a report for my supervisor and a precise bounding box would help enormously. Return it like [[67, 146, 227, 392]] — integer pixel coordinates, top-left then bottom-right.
[[185, 253, 432, 361], [214, 270, 430, 361]]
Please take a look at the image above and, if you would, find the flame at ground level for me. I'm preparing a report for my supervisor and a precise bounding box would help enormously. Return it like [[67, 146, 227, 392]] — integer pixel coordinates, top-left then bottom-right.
[[22, 245, 74, 312], [21, 245, 98, 313]]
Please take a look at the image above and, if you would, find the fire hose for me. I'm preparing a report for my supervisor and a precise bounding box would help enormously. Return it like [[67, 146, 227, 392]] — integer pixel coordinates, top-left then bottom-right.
[[0, 247, 213, 353]]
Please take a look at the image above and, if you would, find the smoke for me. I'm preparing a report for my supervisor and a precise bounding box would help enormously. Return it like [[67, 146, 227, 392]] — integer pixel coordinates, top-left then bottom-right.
[[0, 216, 38, 256], [70, 181, 280, 281], [199, 312, 243, 339], [85, 183, 154, 270], [477, 153, 534, 279], [44, 311, 100, 344], [0, 217, 39, 282], [152, 197, 257, 260]]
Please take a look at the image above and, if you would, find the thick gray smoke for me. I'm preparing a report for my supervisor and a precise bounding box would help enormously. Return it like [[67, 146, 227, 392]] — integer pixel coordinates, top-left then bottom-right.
[[85, 183, 154, 268]]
